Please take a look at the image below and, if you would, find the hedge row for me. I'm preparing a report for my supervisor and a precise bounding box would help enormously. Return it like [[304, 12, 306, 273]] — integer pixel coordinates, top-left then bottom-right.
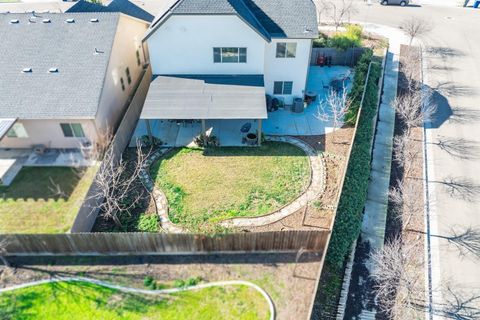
[[326, 51, 382, 269]]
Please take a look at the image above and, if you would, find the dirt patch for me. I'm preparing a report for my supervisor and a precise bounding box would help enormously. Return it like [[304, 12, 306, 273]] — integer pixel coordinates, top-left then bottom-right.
[[0, 253, 322, 320]]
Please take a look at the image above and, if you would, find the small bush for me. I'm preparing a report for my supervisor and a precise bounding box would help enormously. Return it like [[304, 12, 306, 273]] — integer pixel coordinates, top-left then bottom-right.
[[143, 276, 154, 287], [185, 276, 202, 287], [174, 279, 186, 288], [137, 214, 160, 232], [314, 25, 363, 50]]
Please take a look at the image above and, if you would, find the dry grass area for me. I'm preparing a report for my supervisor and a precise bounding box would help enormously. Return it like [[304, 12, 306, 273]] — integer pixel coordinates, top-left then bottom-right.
[[0, 253, 322, 320], [249, 127, 354, 232]]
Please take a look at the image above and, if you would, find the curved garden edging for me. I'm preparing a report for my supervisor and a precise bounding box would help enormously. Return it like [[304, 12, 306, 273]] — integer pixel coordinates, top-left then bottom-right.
[[140, 136, 326, 232], [0, 277, 275, 320], [220, 136, 326, 228]]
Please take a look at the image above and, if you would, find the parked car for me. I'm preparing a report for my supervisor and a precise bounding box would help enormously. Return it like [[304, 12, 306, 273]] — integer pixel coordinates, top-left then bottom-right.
[[380, 0, 409, 6]]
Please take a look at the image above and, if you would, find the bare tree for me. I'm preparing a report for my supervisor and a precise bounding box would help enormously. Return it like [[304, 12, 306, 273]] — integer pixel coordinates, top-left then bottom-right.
[[394, 89, 436, 136], [435, 136, 480, 160], [88, 141, 151, 227], [438, 286, 480, 320], [392, 132, 423, 177], [370, 237, 424, 319], [316, 87, 351, 143], [400, 47, 422, 92], [389, 178, 424, 230], [400, 17, 432, 46], [314, 0, 358, 30], [0, 238, 10, 268], [434, 227, 480, 259]]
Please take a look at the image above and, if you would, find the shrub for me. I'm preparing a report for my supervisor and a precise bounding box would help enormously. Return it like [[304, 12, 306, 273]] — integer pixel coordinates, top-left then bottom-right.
[[325, 55, 382, 269], [194, 134, 219, 147], [137, 214, 160, 232], [143, 276, 154, 287], [346, 49, 374, 124], [185, 276, 202, 287], [174, 279, 186, 288]]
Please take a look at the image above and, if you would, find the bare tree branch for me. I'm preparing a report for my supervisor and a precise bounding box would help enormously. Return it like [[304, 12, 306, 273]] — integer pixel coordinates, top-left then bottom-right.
[[314, 0, 358, 30], [439, 177, 480, 203], [316, 86, 351, 143], [434, 136, 480, 160], [394, 89, 437, 134], [389, 178, 424, 230], [400, 17, 433, 46]]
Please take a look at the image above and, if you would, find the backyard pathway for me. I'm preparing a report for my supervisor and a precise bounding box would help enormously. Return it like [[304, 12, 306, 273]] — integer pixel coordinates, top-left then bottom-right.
[[140, 136, 326, 232]]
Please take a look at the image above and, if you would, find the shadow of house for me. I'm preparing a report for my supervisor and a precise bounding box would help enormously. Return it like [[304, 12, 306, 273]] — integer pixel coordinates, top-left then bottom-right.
[[0, 167, 84, 201]]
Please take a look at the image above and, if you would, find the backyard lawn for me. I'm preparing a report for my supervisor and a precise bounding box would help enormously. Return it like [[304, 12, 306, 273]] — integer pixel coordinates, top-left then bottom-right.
[[0, 281, 270, 320], [151, 142, 310, 231], [0, 166, 96, 234]]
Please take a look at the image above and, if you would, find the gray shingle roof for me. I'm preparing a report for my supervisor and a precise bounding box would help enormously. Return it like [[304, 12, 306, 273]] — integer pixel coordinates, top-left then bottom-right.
[[0, 12, 120, 119], [146, 0, 318, 41], [67, 0, 154, 23]]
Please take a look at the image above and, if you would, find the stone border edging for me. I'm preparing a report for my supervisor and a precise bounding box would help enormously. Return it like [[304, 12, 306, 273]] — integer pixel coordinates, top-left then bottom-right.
[[140, 136, 326, 232], [220, 136, 326, 228], [0, 277, 275, 320]]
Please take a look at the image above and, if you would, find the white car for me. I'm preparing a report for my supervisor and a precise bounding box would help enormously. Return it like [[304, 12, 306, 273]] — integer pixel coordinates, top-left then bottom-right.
[[380, 0, 410, 6]]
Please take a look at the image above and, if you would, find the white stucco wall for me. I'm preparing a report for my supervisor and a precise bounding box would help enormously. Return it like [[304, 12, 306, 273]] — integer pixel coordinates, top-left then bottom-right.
[[0, 119, 97, 149], [95, 14, 149, 136], [147, 15, 267, 75], [264, 39, 313, 105]]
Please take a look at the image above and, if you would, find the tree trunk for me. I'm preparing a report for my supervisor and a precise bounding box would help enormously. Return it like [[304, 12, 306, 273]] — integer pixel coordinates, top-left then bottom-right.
[[112, 214, 122, 228]]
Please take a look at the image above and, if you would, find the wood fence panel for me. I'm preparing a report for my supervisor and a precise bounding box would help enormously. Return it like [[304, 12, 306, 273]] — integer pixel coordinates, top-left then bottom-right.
[[0, 231, 328, 256]]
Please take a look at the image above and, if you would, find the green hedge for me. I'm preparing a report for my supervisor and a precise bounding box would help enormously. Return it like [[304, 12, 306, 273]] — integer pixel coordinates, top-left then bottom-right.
[[326, 52, 382, 269], [313, 25, 363, 50]]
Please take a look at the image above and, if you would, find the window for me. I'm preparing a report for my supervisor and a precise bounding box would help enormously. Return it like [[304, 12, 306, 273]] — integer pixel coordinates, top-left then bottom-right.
[[126, 67, 132, 85], [6, 123, 28, 138], [61, 123, 85, 138], [120, 77, 125, 91], [136, 50, 141, 66], [276, 42, 297, 58], [273, 81, 293, 95], [213, 47, 247, 63]]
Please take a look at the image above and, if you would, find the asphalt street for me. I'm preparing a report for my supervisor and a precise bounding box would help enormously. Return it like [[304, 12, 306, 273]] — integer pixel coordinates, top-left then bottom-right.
[[344, 1, 480, 317]]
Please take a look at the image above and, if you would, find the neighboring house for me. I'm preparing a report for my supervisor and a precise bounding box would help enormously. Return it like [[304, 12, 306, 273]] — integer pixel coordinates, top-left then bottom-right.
[[0, 12, 149, 149], [67, 0, 154, 23], [135, 0, 318, 146]]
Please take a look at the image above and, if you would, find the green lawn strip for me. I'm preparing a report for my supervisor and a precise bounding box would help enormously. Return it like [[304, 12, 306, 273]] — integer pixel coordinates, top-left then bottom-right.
[[150, 142, 310, 232], [0, 166, 96, 234], [0, 281, 270, 320]]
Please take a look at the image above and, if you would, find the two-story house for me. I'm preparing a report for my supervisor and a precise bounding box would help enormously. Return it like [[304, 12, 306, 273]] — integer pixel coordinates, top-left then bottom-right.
[[135, 0, 318, 146]]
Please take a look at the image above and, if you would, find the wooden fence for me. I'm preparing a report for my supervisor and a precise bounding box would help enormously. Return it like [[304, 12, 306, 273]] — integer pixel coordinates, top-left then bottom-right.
[[0, 230, 329, 256], [311, 47, 366, 67]]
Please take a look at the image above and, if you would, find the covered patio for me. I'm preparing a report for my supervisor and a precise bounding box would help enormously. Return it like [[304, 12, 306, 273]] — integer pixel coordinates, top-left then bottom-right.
[[133, 75, 268, 147]]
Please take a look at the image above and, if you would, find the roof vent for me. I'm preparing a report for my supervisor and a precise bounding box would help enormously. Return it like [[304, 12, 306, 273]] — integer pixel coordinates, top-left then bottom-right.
[[65, 18, 75, 23], [28, 17, 37, 23], [42, 19, 51, 23], [9, 19, 19, 24], [90, 18, 99, 23], [48, 68, 58, 73], [22, 68, 32, 73], [94, 47, 104, 55]]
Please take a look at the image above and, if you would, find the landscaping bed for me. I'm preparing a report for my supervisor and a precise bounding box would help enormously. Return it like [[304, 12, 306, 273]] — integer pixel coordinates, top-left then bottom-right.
[[0, 280, 270, 320], [0, 166, 96, 234], [150, 142, 311, 232]]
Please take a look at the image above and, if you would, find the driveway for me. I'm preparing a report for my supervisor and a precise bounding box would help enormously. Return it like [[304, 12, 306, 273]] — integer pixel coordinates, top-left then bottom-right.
[[342, 2, 480, 317]]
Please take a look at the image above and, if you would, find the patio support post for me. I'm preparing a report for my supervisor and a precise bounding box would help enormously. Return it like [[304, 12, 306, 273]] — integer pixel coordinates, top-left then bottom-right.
[[257, 119, 262, 146], [201, 119, 206, 144], [145, 119, 153, 144]]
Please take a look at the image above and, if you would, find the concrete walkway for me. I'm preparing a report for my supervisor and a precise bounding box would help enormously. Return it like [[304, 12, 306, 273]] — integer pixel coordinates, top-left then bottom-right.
[[339, 24, 406, 319], [0, 276, 275, 320]]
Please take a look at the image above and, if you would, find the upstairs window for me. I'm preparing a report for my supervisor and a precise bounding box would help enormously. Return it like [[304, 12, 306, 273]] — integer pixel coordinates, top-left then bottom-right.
[[61, 123, 85, 138], [6, 123, 28, 138], [213, 47, 247, 63], [126, 67, 132, 85], [120, 77, 125, 91], [136, 50, 141, 66], [273, 81, 293, 95], [276, 42, 297, 58]]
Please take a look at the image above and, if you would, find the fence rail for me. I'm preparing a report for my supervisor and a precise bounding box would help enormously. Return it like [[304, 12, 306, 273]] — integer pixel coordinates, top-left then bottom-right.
[[311, 47, 366, 67], [1, 230, 329, 256]]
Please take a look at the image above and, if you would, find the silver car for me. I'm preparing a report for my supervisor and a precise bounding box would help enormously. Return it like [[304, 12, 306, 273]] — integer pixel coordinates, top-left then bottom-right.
[[380, 0, 410, 6]]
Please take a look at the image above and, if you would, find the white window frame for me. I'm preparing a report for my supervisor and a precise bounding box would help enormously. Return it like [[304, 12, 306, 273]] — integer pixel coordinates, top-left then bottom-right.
[[6, 123, 28, 138], [60, 123, 85, 138], [273, 81, 293, 95], [276, 42, 297, 58], [213, 47, 247, 63]]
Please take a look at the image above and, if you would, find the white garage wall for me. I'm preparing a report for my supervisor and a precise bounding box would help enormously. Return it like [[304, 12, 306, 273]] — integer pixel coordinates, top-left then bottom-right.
[[147, 15, 267, 75]]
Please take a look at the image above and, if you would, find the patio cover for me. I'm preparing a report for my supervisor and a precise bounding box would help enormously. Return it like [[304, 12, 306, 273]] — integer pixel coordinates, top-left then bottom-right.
[[0, 118, 16, 140], [140, 75, 268, 120]]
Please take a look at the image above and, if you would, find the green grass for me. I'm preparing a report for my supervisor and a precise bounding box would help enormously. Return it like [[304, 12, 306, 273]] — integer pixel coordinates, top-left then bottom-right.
[[150, 142, 310, 232], [0, 281, 270, 320], [0, 167, 96, 234]]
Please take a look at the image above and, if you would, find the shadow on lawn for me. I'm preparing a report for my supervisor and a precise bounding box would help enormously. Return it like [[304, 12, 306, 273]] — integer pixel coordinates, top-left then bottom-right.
[[0, 167, 85, 201]]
